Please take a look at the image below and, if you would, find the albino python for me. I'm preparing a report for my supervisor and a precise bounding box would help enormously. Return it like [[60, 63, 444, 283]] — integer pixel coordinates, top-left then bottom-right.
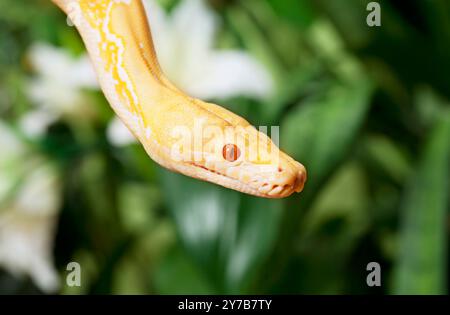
[[51, 0, 307, 198]]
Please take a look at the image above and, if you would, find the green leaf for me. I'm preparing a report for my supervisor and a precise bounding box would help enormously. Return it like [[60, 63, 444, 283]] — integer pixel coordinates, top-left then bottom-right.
[[265, 0, 316, 28], [363, 134, 411, 184], [281, 81, 373, 189], [225, 3, 286, 86], [153, 246, 216, 295], [414, 86, 449, 129], [160, 170, 283, 293], [265, 63, 324, 124], [277, 162, 371, 294], [117, 182, 161, 234], [265, 82, 373, 290], [392, 111, 450, 295], [112, 220, 176, 294]]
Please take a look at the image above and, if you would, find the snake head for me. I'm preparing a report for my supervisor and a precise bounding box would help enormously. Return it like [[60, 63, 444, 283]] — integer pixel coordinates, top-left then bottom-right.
[[51, 0, 305, 198], [164, 100, 307, 198]]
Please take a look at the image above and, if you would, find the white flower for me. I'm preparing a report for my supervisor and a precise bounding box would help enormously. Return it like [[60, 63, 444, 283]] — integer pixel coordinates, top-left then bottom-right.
[[0, 121, 61, 293], [23, 43, 99, 137], [146, 0, 273, 99], [107, 0, 274, 146], [107, 116, 138, 147], [19, 109, 59, 139]]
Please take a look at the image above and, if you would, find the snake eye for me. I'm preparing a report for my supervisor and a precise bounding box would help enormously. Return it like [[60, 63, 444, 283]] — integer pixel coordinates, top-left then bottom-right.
[[222, 144, 240, 162]]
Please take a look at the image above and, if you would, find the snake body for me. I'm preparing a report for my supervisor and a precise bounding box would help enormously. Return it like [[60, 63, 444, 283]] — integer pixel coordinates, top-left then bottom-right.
[[51, 0, 306, 198]]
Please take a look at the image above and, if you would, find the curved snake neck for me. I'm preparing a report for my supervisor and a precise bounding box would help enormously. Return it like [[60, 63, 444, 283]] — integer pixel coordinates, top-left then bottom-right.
[[51, 0, 307, 198]]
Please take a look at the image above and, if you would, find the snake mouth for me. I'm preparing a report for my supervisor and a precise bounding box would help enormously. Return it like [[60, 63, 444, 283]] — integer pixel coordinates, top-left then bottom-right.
[[187, 162, 303, 198]]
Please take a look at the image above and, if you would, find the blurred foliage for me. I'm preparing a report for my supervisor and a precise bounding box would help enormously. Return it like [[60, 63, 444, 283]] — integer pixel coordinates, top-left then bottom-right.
[[0, 0, 449, 295]]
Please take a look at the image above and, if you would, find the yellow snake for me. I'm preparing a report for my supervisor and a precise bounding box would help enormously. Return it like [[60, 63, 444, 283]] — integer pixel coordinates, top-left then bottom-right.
[[51, 0, 306, 198]]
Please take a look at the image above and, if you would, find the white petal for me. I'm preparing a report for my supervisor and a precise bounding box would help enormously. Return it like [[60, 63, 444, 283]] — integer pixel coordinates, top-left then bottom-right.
[[28, 43, 98, 89], [15, 164, 61, 217], [19, 109, 59, 138], [28, 43, 73, 81], [144, 0, 170, 49], [147, 0, 217, 84], [0, 141, 61, 292], [106, 117, 138, 147], [71, 55, 99, 88], [186, 51, 274, 100], [27, 78, 82, 115], [144, 0, 178, 75], [171, 0, 217, 53], [144, 0, 273, 100], [0, 121, 25, 159], [0, 212, 60, 293], [26, 43, 98, 120]]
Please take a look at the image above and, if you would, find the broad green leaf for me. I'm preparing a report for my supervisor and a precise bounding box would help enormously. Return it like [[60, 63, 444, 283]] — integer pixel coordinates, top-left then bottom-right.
[[161, 170, 283, 293], [265, 63, 324, 124], [314, 0, 373, 49], [306, 20, 366, 84], [266, 81, 373, 289], [363, 134, 411, 184], [153, 246, 215, 295], [265, 0, 316, 28], [225, 3, 286, 86], [281, 81, 373, 189], [392, 111, 450, 295], [117, 182, 161, 233], [112, 220, 176, 294], [276, 162, 371, 294], [0, 121, 27, 203], [300, 162, 370, 240], [414, 86, 449, 129]]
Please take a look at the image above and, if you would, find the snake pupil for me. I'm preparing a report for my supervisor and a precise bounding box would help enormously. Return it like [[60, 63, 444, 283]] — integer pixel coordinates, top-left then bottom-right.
[[223, 144, 240, 162]]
